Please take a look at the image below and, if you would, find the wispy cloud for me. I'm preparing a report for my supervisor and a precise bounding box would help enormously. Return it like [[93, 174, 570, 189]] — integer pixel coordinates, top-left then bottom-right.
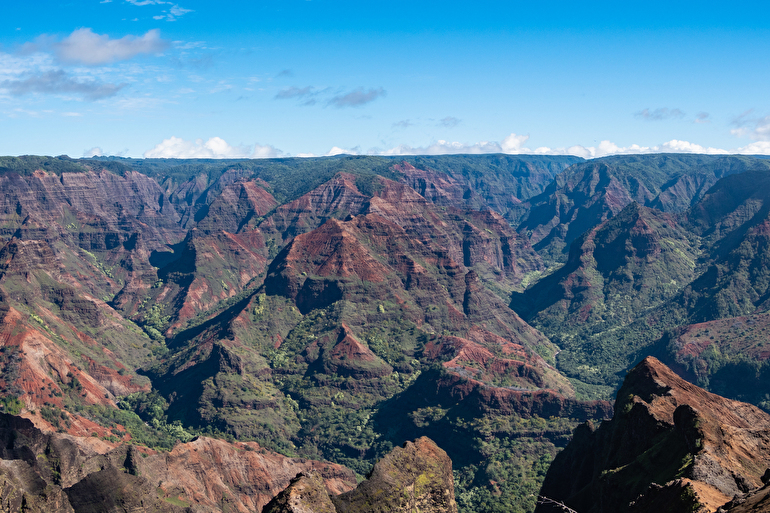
[[173, 40, 208, 51], [438, 116, 461, 128], [275, 85, 319, 106], [276, 69, 293, 78], [635, 107, 686, 121], [124, 0, 192, 20], [48, 28, 169, 65], [730, 110, 770, 141], [327, 87, 385, 108], [274, 85, 386, 108], [0, 70, 124, 100], [144, 136, 283, 158], [275, 86, 314, 100], [695, 112, 711, 124], [393, 119, 413, 129], [154, 5, 193, 21]]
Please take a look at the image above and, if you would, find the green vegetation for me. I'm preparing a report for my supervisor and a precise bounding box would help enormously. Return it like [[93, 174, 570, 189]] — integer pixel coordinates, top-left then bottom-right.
[[0, 155, 88, 176], [0, 395, 23, 415]]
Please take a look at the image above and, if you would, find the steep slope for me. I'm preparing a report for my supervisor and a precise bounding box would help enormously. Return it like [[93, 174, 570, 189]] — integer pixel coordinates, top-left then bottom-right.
[[126, 154, 581, 226], [263, 213, 558, 372], [517, 154, 770, 263], [150, 211, 571, 444], [0, 165, 184, 250], [194, 178, 278, 234], [260, 172, 543, 292], [559, 170, 770, 397], [0, 236, 166, 436], [652, 311, 770, 407], [131, 227, 269, 330], [675, 170, 770, 322], [538, 357, 770, 513], [512, 203, 700, 389]]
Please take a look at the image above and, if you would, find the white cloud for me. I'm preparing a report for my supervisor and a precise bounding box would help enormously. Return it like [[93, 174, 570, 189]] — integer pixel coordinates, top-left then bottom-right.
[[529, 139, 728, 158], [55, 28, 168, 65], [735, 141, 770, 154], [500, 133, 529, 153], [174, 40, 208, 51], [252, 143, 281, 158], [0, 51, 53, 80], [143, 136, 283, 158], [326, 146, 357, 156], [383, 140, 486, 155], [84, 147, 104, 157], [374, 133, 745, 159]]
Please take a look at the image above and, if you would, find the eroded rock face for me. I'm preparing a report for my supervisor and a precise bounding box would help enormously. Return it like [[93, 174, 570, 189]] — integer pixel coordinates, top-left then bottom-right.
[[0, 169, 184, 250], [265, 437, 457, 513], [537, 357, 770, 513], [0, 412, 356, 513]]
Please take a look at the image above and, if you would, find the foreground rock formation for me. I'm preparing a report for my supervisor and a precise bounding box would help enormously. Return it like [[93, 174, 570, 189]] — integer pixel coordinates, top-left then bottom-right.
[[0, 412, 355, 512], [263, 436, 457, 513], [537, 357, 770, 513]]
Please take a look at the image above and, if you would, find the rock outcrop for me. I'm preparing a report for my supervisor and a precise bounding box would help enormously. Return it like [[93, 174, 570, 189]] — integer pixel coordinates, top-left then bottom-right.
[[264, 437, 457, 513], [537, 357, 770, 513]]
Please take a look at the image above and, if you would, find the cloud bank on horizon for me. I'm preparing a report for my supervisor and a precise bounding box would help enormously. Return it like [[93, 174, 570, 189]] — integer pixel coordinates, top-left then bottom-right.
[[141, 132, 770, 160]]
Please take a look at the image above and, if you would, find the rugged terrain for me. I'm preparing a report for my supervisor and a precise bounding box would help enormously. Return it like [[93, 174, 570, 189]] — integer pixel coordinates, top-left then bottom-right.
[[2, 153, 770, 512], [0, 411, 355, 512], [538, 357, 770, 513]]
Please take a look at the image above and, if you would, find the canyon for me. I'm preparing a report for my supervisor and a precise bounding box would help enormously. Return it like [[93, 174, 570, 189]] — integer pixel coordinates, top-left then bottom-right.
[[2, 153, 770, 511]]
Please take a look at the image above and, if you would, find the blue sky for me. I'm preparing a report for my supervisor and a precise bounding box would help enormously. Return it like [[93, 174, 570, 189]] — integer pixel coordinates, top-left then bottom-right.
[[2, 0, 770, 158]]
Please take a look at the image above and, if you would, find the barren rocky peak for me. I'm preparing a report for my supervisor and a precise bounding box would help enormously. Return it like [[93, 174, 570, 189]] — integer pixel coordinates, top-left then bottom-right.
[[538, 356, 770, 513]]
